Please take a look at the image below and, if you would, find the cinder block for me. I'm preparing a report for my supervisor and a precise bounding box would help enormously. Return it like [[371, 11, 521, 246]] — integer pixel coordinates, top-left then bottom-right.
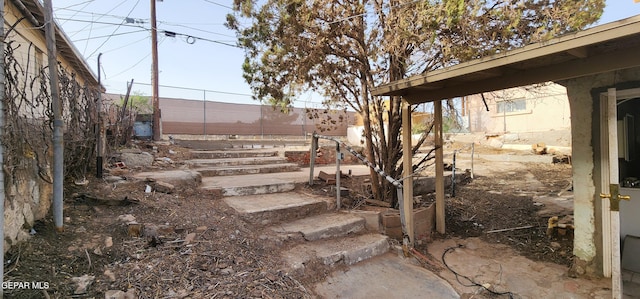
[[381, 211, 402, 228]]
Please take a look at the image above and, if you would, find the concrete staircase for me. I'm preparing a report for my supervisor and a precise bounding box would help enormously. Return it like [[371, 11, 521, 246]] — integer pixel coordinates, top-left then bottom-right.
[[188, 149, 390, 273]]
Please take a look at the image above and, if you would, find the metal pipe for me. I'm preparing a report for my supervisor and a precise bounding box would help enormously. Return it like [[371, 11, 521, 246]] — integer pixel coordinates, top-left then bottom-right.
[[44, 0, 64, 231], [451, 150, 457, 197], [96, 53, 103, 178], [1, 0, 7, 295], [203, 89, 206, 136], [335, 142, 341, 210], [309, 134, 317, 185]]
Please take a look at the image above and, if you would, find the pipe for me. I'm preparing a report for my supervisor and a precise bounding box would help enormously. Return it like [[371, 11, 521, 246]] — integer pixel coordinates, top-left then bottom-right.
[[451, 150, 457, 197], [308, 134, 317, 185], [96, 53, 103, 178], [335, 142, 341, 210], [44, 0, 64, 231]]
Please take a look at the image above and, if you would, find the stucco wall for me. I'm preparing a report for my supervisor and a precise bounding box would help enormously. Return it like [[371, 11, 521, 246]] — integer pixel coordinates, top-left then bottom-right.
[[467, 83, 571, 134], [561, 67, 640, 276], [2, 1, 97, 252]]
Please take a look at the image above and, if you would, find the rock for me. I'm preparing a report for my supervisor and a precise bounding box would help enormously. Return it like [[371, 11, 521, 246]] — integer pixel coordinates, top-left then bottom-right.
[[196, 226, 208, 233], [105, 175, 125, 183], [550, 242, 562, 249], [143, 223, 158, 237], [71, 274, 95, 294], [105, 236, 113, 248], [154, 181, 175, 194], [119, 152, 154, 168], [105, 290, 125, 299], [117, 214, 137, 223], [76, 226, 87, 233], [94, 247, 103, 255], [532, 142, 547, 155], [184, 232, 197, 245], [488, 138, 504, 149], [104, 269, 116, 281]]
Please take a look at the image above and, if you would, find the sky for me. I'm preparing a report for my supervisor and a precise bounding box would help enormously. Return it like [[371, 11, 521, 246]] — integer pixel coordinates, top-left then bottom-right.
[[52, 0, 640, 107]]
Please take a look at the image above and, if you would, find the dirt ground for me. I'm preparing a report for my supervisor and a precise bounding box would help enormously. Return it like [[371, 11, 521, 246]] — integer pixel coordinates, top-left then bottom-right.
[[3, 141, 583, 298]]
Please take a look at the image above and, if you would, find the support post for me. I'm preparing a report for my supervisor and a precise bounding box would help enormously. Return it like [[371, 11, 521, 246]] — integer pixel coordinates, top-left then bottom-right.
[[435, 100, 445, 234], [45, 0, 64, 232], [336, 142, 341, 210], [309, 134, 318, 185], [401, 100, 414, 244], [96, 53, 103, 178], [150, 0, 161, 140]]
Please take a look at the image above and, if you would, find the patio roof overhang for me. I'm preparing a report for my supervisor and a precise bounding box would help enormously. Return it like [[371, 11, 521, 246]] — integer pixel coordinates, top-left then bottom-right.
[[372, 15, 640, 104]]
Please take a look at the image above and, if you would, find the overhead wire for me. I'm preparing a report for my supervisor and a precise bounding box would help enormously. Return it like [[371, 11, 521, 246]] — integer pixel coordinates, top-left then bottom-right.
[[57, 0, 94, 26], [106, 35, 167, 79], [202, 0, 234, 10], [58, 0, 128, 40], [157, 21, 235, 38], [86, 0, 142, 60], [72, 29, 149, 42], [97, 34, 150, 55]]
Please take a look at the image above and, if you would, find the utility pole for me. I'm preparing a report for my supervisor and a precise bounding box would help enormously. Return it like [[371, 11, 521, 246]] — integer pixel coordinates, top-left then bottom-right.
[[151, 0, 161, 140], [44, 0, 64, 232]]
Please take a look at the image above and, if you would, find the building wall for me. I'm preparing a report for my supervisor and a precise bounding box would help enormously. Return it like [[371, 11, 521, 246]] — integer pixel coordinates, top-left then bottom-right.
[[2, 1, 98, 252], [561, 67, 640, 277], [466, 83, 571, 134]]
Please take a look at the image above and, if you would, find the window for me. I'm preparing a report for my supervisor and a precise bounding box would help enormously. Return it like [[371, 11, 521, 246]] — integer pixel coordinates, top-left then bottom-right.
[[496, 99, 526, 113]]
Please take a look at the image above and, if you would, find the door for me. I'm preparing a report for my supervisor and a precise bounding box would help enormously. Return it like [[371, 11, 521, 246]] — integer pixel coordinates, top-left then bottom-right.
[[599, 88, 638, 299]]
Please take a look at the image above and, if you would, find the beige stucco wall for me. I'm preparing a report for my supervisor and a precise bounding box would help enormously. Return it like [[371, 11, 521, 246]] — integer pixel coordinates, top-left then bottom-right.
[[560, 67, 640, 276], [466, 83, 571, 134]]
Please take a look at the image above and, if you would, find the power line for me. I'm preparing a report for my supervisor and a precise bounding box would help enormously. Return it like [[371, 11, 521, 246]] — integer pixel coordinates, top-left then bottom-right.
[[98, 35, 150, 55], [86, 0, 142, 60], [134, 81, 253, 97], [158, 21, 235, 38], [106, 36, 167, 79], [55, 7, 148, 23], [202, 0, 234, 10], [72, 29, 149, 42]]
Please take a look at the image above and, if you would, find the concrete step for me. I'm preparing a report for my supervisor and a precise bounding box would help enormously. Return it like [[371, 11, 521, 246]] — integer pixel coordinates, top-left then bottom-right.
[[282, 233, 389, 271], [201, 174, 297, 196], [190, 150, 278, 159], [132, 170, 202, 188], [186, 156, 290, 168], [223, 192, 327, 225], [197, 163, 301, 177], [271, 213, 365, 241]]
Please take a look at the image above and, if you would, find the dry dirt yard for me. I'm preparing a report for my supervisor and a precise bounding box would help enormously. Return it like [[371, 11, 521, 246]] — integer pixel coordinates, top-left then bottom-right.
[[2, 141, 610, 298]]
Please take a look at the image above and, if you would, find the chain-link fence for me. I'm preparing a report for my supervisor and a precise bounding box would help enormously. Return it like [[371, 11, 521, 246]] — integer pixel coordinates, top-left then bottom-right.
[[157, 97, 354, 137]]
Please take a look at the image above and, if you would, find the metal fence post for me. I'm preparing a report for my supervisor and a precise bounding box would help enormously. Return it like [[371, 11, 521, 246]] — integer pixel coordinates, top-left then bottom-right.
[[336, 141, 341, 210], [309, 133, 318, 185]]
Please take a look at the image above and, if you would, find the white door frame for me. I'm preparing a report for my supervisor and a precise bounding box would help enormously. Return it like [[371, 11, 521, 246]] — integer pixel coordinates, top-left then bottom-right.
[[599, 87, 640, 299]]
